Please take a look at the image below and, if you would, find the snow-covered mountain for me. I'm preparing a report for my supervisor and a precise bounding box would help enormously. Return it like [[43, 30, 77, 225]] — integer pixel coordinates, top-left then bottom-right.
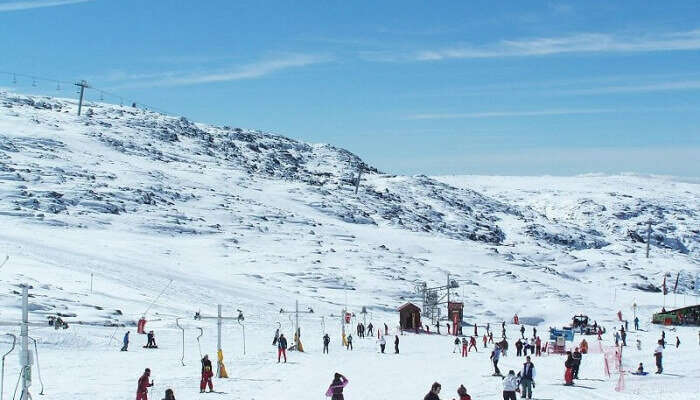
[[0, 90, 698, 400]]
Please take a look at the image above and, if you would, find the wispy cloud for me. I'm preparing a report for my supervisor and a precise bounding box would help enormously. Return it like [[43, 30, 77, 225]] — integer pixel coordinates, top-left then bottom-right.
[[405, 29, 700, 61], [405, 108, 616, 120], [562, 80, 700, 95], [0, 0, 91, 12], [108, 54, 332, 89]]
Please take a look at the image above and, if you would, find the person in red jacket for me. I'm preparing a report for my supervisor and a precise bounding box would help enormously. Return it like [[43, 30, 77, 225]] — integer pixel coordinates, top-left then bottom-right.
[[136, 368, 154, 400], [469, 336, 478, 352], [200, 355, 214, 393]]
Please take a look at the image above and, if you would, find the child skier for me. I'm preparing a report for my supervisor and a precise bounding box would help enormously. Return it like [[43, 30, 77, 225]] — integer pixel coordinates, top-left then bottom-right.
[[453, 337, 460, 353], [277, 333, 288, 363], [200, 355, 213, 393], [564, 351, 574, 385], [456, 384, 471, 400]]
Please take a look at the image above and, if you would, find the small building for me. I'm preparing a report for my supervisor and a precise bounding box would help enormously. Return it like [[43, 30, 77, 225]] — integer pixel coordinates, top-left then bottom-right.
[[652, 305, 700, 326], [398, 302, 421, 330]]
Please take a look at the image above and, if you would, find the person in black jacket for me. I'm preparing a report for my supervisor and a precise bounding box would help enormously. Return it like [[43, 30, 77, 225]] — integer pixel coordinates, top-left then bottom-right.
[[572, 348, 582, 379], [424, 382, 442, 400], [394, 335, 400, 354], [200, 355, 213, 393], [277, 334, 287, 363], [323, 333, 330, 354]]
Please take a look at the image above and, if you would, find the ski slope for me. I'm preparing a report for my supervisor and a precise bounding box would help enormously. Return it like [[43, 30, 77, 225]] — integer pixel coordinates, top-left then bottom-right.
[[0, 90, 698, 399]]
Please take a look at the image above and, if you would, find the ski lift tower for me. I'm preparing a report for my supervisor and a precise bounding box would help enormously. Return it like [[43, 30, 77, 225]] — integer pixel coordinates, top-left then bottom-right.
[[280, 300, 314, 351], [0, 285, 54, 400], [417, 273, 459, 324], [194, 305, 243, 378]]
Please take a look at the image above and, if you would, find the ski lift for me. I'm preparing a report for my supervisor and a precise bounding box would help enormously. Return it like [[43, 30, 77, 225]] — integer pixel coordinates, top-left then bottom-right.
[[12, 74, 17, 84]]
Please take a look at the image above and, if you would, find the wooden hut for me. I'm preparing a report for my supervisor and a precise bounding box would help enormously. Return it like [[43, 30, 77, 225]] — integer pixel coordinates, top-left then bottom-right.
[[398, 302, 421, 330]]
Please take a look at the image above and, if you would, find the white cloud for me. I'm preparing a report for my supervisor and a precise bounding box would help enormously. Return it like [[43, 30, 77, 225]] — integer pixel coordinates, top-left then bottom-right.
[[109, 54, 332, 89], [0, 0, 91, 12], [562, 80, 700, 95], [405, 108, 616, 120], [411, 29, 700, 61]]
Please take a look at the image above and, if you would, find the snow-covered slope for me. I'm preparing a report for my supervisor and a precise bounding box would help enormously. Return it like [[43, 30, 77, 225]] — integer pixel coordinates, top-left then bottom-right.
[[0, 91, 698, 400]]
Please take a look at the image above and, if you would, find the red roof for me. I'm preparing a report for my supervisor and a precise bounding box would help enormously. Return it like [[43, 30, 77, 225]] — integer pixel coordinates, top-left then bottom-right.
[[398, 302, 420, 312]]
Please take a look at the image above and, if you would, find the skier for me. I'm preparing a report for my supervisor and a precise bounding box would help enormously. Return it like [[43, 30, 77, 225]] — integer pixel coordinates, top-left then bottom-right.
[[572, 347, 582, 379], [469, 336, 477, 352], [145, 330, 157, 348], [136, 368, 154, 400], [502, 370, 518, 400], [379, 335, 386, 353], [200, 355, 213, 393], [490, 344, 502, 376], [121, 331, 130, 351], [634, 316, 639, 331], [325, 372, 349, 400], [661, 330, 666, 348], [620, 327, 627, 346], [535, 336, 542, 356], [564, 351, 574, 385], [347, 334, 353, 350], [456, 384, 471, 400], [461, 337, 468, 357], [675, 336, 680, 348], [423, 382, 442, 400], [532, 326, 537, 338], [323, 333, 330, 354], [394, 335, 400, 354], [482, 334, 488, 348], [162, 388, 175, 400], [520, 356, 536, 400], [453, 337, 460, 353], [634, 363, 645, 375], [367, 322, 373, 337], [488, 331, 494, 344], [654, 340, 663, 373], [520, 325, 525, 339], [515, 339, 523, 357], [614, 331, 620, 346], [277, 333, 287, 363]]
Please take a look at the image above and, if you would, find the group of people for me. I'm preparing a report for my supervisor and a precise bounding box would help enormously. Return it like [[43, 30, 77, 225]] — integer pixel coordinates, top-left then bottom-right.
[[120, 329, 157, 351]]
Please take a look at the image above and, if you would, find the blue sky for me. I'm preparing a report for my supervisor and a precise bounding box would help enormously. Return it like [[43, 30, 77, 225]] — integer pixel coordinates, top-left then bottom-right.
[[1, 0, 699, 176]]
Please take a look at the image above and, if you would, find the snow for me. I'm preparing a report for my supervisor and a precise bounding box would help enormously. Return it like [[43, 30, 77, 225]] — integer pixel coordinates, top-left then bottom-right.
[[0, 90, 698, 399]]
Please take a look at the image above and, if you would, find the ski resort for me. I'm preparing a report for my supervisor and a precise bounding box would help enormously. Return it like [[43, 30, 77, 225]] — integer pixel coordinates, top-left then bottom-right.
[[1, 2, 699, 400]]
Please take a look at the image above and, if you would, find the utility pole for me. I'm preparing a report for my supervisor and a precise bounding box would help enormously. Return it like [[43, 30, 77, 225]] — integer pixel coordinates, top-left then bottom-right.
[[0, 285, 51, 400], [280, 300, 313, 350], [646, 220, 652, 258], [194, 305, 242, 377], [74, 80, 89, 116], [446, 273, 451, 306]]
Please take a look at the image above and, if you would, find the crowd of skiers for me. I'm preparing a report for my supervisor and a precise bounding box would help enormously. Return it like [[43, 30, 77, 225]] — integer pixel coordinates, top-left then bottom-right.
[[125, 311, 690, 399]]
